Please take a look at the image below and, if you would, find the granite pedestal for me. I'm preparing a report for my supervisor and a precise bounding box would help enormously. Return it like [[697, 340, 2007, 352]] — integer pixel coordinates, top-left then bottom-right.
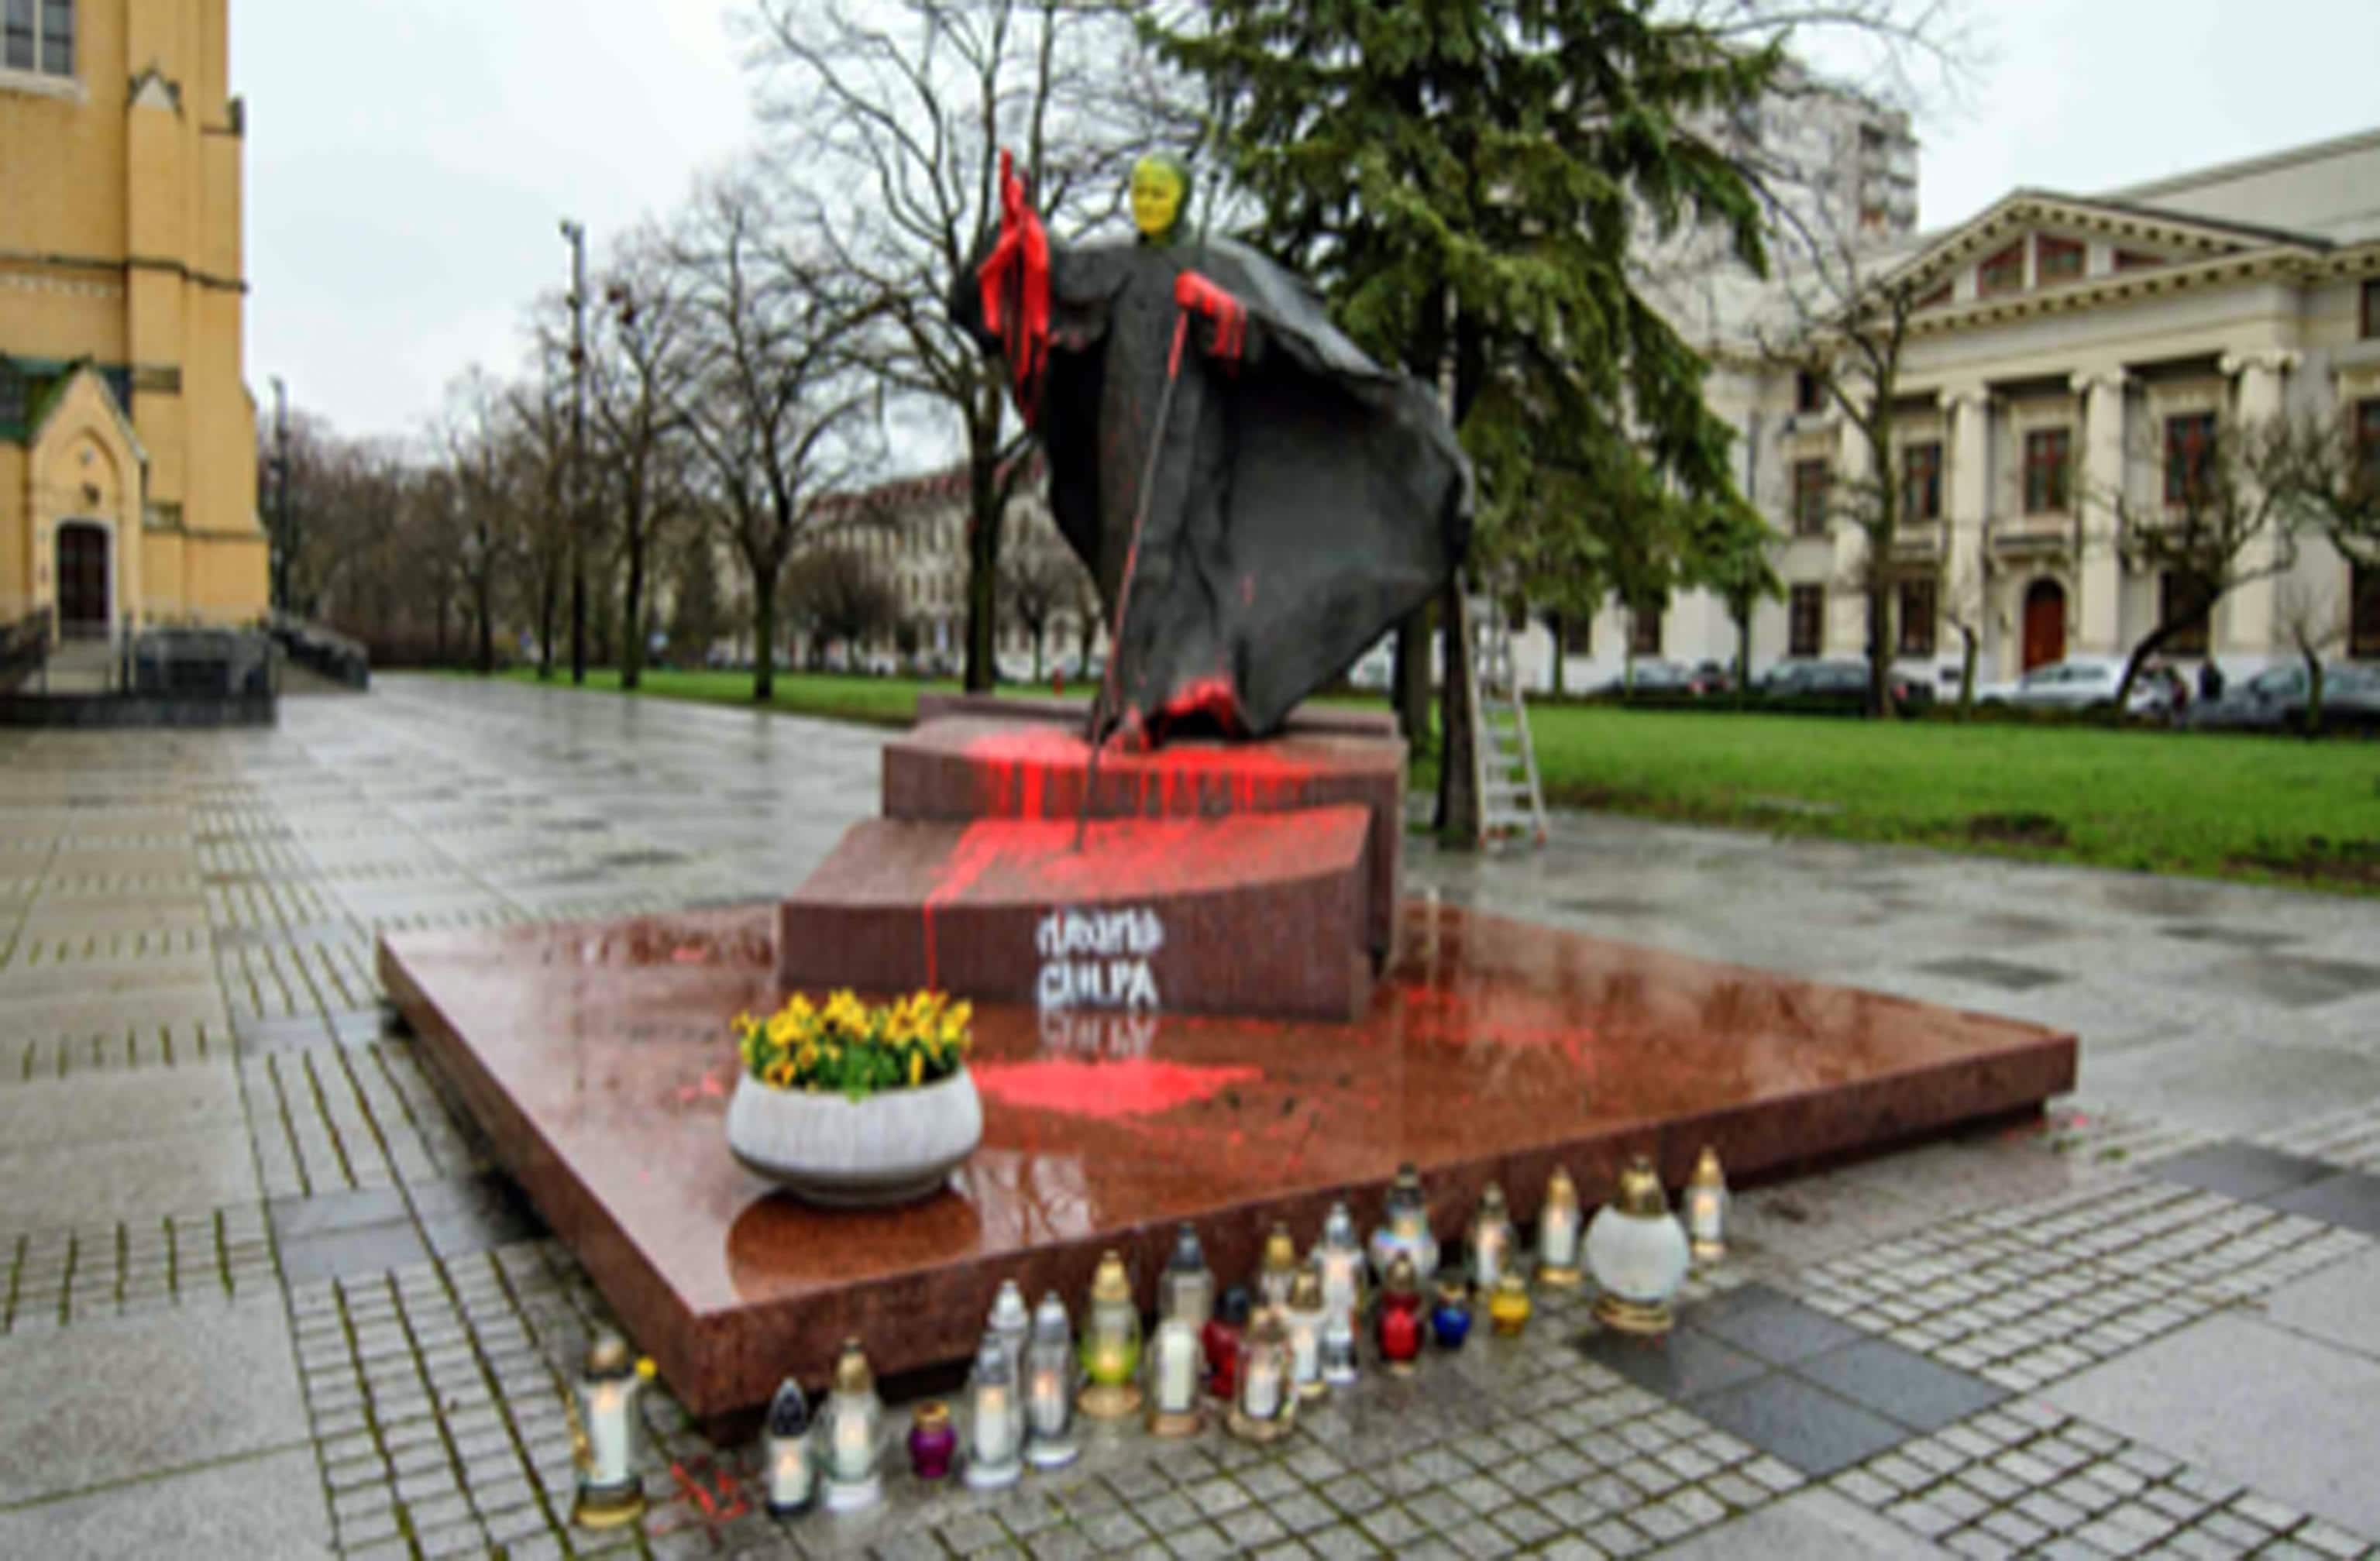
[[380, 898, 2076, 1418]]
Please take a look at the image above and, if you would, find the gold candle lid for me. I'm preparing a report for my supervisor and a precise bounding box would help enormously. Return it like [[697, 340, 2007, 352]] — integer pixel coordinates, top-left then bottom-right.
[[1288, 1268, 1323, 1312], [1090, 1250, 1132, 1305], [1614, 1156, 1670, 1218], [1434, 1277, 1467, 1305], [832, 1337, 875, 1395], [1493, 1271, 1528, 1299], [1544, 1166, 1580, 1210], [1689, 1145, 1728, 1189], [912, 1399, 950, 1430], [1479, 1183, 1508, 1218], [1261, 1224, 1298, 1272], [1384, 1251, 1419, 1295]]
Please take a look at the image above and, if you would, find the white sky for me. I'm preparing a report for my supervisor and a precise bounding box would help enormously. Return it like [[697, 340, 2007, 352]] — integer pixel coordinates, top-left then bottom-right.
[[235, 0, 2380, 442]]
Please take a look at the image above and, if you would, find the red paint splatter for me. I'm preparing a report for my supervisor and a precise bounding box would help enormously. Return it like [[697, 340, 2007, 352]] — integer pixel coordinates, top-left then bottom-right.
[[972, 1057, 1262, 1118], [919, 823, 1014, 989]]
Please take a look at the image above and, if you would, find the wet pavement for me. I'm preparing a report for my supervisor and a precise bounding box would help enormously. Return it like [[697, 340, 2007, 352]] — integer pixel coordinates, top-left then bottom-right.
[[0, 673, 2375, 1559]]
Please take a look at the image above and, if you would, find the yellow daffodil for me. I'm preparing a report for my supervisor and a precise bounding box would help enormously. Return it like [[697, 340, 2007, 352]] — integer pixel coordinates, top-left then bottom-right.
[[909, 1051, 924, 1087]]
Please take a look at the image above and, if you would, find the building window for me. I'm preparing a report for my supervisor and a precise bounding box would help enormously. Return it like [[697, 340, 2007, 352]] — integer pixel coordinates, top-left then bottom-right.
[[2037, 236, 2085, 284], [1897, 578, 1937, 656], [2358, 399, 2380, 495], [1788, 585, 1825, 657], [2161, 572, 2212, 656], [1978, 242, 2024, 297], [2165, 413, 2217, 504], [1917, 281, 1952, 310], [2114, 249, 2162, 272], [1900, 440, 1942, 521], [2364, 278, 2380, 341], [1794, 369, 1824, 414], [1560, 611, 1591, 656], [0, 361, 23, 429], [2023, 428, 2072, 514], [1629, 604, 1662, 657], [1792, 458, 1831, 536], [2354, 563, 2380, 658], [3, 0, 71, 75]]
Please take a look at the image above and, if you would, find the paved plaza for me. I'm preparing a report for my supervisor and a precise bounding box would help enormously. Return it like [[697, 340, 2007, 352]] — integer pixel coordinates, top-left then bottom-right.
[[2, 675, 2378, 1560]]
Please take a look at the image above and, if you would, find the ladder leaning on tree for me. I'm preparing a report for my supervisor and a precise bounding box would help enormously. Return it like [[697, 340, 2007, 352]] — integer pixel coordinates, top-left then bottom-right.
[[1466, 597, 1549, 849]]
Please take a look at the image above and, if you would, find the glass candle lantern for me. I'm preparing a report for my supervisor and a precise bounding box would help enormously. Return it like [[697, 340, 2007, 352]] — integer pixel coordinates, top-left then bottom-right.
[[1585, 1157, 1692, 1337], [762, 1377, 814, 1518], [1467, 1182, 1515, 1289], [1078, 1250, 1144, 1419], [1157, 1222, 1215, 1332], [985, 1279, 1032, 1447], [1369, 1162, 1439, 1282], [1257, 1222, 1300, 1312], [569, 1332, 648, 1530], [1536, 1166, 1585, 1288], [1145, 1315, 1206, 1437], [1023, 1291, 1081, 1470], [1202, 1285, 1250, 1402], [906, 1401, 956, 1481], [964, 1336, 1023, 1490], [1488, 1271, 1533, 1336], [1376, 1252, 1424, 1374], [1429, 1279, 1472, 1350], [1313, 1201, 1367, 1329], [820, 1338, 885, 1512], [1285, 1268, 1329, 1399], [1684, 1146, 1730, 1264], [1227, 1306, 1298, 1442], [1320, 1310, 1359, 1386]]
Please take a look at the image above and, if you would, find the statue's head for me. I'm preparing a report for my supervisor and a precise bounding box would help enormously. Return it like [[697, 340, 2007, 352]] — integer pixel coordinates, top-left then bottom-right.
[[1130, 154, 1191, 243]]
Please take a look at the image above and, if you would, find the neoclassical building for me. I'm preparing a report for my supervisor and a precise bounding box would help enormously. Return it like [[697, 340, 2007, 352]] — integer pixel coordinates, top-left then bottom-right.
[[0, 0, 267, 639], [1533, 125, 2380, 689]]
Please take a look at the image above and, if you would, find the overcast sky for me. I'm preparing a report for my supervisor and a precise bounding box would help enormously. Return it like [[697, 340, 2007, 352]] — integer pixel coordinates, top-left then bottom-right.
[[236, 0, 2380, 444]]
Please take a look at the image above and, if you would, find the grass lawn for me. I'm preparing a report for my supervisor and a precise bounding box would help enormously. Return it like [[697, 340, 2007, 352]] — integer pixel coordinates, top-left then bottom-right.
[[475, 665, 2379, 892], [1513, 704, 2380, 892]]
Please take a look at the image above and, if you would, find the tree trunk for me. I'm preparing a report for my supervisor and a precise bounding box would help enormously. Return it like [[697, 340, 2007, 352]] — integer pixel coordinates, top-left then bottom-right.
[[1958, 626, 1979, 717], [1394, 607, 1432, 750], [2301, 644, 2325, 740], [751, 571, 778, 703], [476, 579, 494, 675], [962, 421, 1003, 693], [1548, 614, 1567, 699], [537, 576, 557, 680], [621, 504, 648, 691], [1866, 583, 1893, 719], [1435, 577, 1481, 847], [1733, 609, 1752, 708]]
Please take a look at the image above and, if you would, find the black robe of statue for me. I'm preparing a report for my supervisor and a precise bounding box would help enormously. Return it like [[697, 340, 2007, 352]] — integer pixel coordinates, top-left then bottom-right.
[[952, 234, 1470, 739]]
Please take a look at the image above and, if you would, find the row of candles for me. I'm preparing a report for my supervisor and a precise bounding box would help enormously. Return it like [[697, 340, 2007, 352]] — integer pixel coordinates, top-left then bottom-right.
[[569, 1150, 1732, 1528]]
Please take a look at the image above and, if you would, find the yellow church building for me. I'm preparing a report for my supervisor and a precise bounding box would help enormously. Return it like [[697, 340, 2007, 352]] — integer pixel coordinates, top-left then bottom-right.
[[1, 0, 265, 641]]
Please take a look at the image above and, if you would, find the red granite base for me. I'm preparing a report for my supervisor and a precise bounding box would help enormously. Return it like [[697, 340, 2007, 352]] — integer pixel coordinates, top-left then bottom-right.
[[778, 808, 1374, 1019], [381, 899, 2076, 1418]]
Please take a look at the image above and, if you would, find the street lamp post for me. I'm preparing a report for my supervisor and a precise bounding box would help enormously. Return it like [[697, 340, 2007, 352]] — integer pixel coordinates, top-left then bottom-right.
[[561, 218, 589, 685], [270, 375, 291, 614]]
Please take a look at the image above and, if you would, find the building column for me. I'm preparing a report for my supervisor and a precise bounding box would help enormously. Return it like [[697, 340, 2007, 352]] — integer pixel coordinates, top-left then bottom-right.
[[1825, 418, 1870, 656], [1943, 387, 1992, 672], [2070, 368, 2127, 655], [2217, 349, 2300, 655]]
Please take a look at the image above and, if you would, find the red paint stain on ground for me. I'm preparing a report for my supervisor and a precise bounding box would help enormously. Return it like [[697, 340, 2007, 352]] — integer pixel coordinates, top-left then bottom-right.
[[973, 1057, 1263, 1118]]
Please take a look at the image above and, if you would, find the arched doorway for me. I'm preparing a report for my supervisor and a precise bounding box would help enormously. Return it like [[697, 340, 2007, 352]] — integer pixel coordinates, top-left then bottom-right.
[[2022, 578, 2066, 671], [55, 522, 110, 638]]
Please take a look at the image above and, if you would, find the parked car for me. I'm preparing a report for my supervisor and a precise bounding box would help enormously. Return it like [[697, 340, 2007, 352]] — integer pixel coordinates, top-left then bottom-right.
[[1756, 658, 1932, 713], [1974, 655, 2175, 716], [2188, 662, 2380, 734], [1594, 657, 1699, 696], [1690, 659, 1736, 696]]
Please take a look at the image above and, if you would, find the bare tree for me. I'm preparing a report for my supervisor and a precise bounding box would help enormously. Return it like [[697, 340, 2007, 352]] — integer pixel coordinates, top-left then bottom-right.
[[741, 0, 1176, 694], [2107, 414, 2305, 710], [501, 356, 576, 679], [673, 175, 882, 702], [998, 532, 1090, 679], [433, 367, 524, 675], [784, 545, 903, 662]]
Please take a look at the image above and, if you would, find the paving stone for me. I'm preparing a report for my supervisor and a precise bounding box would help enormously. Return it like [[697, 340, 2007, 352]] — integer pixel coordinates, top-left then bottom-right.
[[0, 1443, 328, 1559], [1574, 1327, 1768, 1402], [2143, 1143, 2339, 1202], [1687, 1375, 1907, 1479]]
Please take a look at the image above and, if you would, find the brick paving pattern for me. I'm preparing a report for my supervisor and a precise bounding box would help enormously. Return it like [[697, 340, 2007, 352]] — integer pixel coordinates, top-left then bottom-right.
[[0, 678, 2375, 1558]]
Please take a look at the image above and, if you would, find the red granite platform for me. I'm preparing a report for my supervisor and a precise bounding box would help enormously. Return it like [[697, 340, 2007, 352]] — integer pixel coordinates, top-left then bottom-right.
[[380, 899, 2076, 1418], [778, 808, 1374, 1019]]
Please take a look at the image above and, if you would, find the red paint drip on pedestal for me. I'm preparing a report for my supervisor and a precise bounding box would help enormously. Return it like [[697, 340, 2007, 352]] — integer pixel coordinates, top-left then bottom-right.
[[972, 1057, 1262, 1119]]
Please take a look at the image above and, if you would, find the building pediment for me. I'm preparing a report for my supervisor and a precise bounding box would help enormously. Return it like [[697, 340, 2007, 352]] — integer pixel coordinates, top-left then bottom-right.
[[1890, 191, 2326, 301], [128, 64, 182, 115], [29, 363, 150, 470]]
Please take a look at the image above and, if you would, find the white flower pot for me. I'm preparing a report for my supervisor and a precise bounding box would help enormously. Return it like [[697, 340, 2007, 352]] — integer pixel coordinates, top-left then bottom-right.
[[725, 1068, 983, 1209]]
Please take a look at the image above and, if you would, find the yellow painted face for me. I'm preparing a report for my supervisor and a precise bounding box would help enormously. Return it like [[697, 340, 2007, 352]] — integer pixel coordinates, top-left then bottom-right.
[[1130, 159, 1185, 240]]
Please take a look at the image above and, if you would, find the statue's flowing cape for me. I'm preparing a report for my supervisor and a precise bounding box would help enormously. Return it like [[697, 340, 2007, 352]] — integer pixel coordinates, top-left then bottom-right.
[[954, 234, 1470, 738]]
